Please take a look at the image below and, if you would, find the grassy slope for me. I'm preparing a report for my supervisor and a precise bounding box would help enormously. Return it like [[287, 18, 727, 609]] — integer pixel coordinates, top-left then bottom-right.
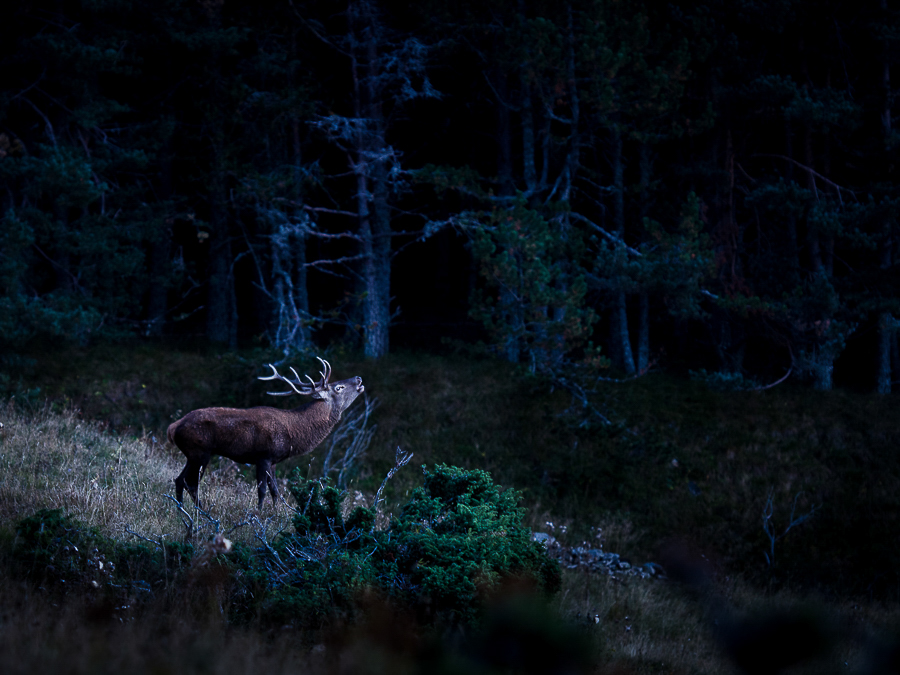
[[4, 344, 900, 597], [4, 344, 900, 674]]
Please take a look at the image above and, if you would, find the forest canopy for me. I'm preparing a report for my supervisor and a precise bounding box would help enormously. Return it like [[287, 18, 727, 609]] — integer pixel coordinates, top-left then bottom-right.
[[1, 0, 899, 392]]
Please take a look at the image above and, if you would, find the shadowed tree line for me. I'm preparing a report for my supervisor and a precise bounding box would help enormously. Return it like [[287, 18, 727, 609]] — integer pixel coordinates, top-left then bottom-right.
[[1, 0, 899, 391]]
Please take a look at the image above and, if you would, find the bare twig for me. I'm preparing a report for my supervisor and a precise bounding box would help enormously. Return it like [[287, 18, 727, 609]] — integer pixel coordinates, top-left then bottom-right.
[[163, 493, 195, 539], [568, 212, 643, 256], [752, 154, 856, 203], [321, 395, 379, 487], [748, 366, 793, 392], [373, 447, 414, 523], [762, 489, 819, 566], [302, 253, 369, 268], [124, 526, 163, 549], [20, 97, 56, 146], [552, 375, 614, 427]]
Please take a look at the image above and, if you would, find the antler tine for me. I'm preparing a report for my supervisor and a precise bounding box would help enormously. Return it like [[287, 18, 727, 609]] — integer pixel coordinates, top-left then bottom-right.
[[258, 364, 311, 396], [289, 367, 307, 385], [288, 367, 318, 393], [317, 357, 332, 385], [258, 364, 280, 381], [302, 361, 322, 389]]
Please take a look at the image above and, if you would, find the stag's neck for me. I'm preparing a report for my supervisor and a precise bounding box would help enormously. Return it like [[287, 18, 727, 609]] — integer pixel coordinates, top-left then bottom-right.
[[288, 400, 342, 449]]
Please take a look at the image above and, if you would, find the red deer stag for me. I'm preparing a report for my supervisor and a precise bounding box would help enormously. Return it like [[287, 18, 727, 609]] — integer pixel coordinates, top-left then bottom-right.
[[167, 358, 364, 509]]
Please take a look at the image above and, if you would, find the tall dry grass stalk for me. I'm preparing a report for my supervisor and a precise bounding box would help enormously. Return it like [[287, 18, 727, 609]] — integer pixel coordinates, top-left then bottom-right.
[[0, 401, 296, 545]]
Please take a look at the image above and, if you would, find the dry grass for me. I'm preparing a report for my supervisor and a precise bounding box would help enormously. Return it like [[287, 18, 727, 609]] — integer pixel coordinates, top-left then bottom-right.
[[0, 401, 297, 546], [551, 568, 900, 675], [4, 400, 900, 674]]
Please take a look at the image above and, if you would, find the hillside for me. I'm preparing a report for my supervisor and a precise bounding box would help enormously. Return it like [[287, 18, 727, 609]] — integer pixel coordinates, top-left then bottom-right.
[[5, 345, 900, 673], [4, 345, 900, 597]]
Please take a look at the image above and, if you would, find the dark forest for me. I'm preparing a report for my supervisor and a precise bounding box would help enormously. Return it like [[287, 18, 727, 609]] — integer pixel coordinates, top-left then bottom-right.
[[4, 3, 900, 674], [2, 0, 899, 391]]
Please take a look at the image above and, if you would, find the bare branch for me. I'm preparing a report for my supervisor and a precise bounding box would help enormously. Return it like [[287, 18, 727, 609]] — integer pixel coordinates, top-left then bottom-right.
[[288, 0, 350, 57], [762, 489, 819, 566], [302, 253, 369, 268], [32, 244, 85, 292], [20, 97, 56, 146], [124, 526, 163, 548], [373, 446, 414, 524], [163, 493, 195, 539], [747, 366, 793, 392], [568, 212, 643, 256], [303, 205, 361, 218], [752, 154, 856, 203], [321, 395, 379, 488]]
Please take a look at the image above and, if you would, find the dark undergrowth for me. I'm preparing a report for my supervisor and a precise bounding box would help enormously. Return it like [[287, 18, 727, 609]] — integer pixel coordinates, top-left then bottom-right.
[[4, 342, 900, 600], [5, 343, 900, 673]]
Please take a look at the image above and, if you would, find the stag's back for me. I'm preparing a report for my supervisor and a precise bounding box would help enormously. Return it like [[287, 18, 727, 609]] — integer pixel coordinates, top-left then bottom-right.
[[167, 401, 339, 463]]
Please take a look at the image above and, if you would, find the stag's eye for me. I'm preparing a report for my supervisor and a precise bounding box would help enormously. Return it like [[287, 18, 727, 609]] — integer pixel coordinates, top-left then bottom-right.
[[335, 385, 344, 391]]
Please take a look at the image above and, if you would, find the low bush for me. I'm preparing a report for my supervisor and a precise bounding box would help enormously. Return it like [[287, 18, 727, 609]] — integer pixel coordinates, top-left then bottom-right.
[[7, 466, 560, 631], [250, 464, 560, 627], [11, 508, 193, 594]]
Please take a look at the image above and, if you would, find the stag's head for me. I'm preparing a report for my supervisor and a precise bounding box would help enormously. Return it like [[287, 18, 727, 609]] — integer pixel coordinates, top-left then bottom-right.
[[259, 358, 364, 413]]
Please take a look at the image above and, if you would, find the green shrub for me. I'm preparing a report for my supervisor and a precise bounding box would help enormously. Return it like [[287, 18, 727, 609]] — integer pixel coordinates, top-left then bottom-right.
[[11, 508, 193, 594], [380, 464, 561, 623], [245, 464, 560, 628]]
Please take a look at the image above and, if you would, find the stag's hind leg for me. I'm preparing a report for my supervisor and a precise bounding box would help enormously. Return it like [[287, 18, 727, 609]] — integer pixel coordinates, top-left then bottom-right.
[[256, 460, 278, 509], [267, 464, 280, 506], [175, 458, 207, 507]]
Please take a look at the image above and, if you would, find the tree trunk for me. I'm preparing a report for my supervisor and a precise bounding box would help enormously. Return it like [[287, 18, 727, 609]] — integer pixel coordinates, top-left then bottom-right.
[[485, 54, 521, 361], [609, 126, 635, 374], [784, 121, 800, 283], [205, 115, 234, 347], [146, 126, 174, 337], [290, 117, 311, 350], [205, 167, 234, 346], [637, 292, 649, 373], [147, 233, 170, 337], [521, 78, 537, 196], [350, 0, 392, 359], [878, 310, 893, 394], [636, 142, 652, 373], [877, 7, 893, 394], [495, 68, 515, 198], [892, 324, 900, 384], [803, 124, 834, 390]]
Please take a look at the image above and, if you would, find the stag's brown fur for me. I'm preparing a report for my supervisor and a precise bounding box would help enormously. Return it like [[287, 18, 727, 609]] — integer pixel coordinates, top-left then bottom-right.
[[167, 360, 363, 509]]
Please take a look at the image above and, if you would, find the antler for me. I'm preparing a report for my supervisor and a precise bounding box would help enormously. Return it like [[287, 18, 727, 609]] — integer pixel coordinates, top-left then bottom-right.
[[258, 358, 333, 396], [317, 357, 332, 387]]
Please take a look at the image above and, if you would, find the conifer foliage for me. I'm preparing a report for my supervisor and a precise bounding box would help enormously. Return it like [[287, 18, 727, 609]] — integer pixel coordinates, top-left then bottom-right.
[[1, 0, 899, 391]]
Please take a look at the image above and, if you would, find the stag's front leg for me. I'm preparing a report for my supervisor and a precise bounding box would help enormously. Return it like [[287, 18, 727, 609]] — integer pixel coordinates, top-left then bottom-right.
[[256, 460, 273, 510]]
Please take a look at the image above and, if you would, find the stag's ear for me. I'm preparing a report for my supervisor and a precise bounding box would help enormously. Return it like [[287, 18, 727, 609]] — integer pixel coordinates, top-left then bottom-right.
[[310, 390, 326, 400]]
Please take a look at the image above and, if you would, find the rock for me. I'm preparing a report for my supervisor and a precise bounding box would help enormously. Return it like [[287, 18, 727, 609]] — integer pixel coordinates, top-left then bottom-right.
[[532, 532, 558, 547]]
